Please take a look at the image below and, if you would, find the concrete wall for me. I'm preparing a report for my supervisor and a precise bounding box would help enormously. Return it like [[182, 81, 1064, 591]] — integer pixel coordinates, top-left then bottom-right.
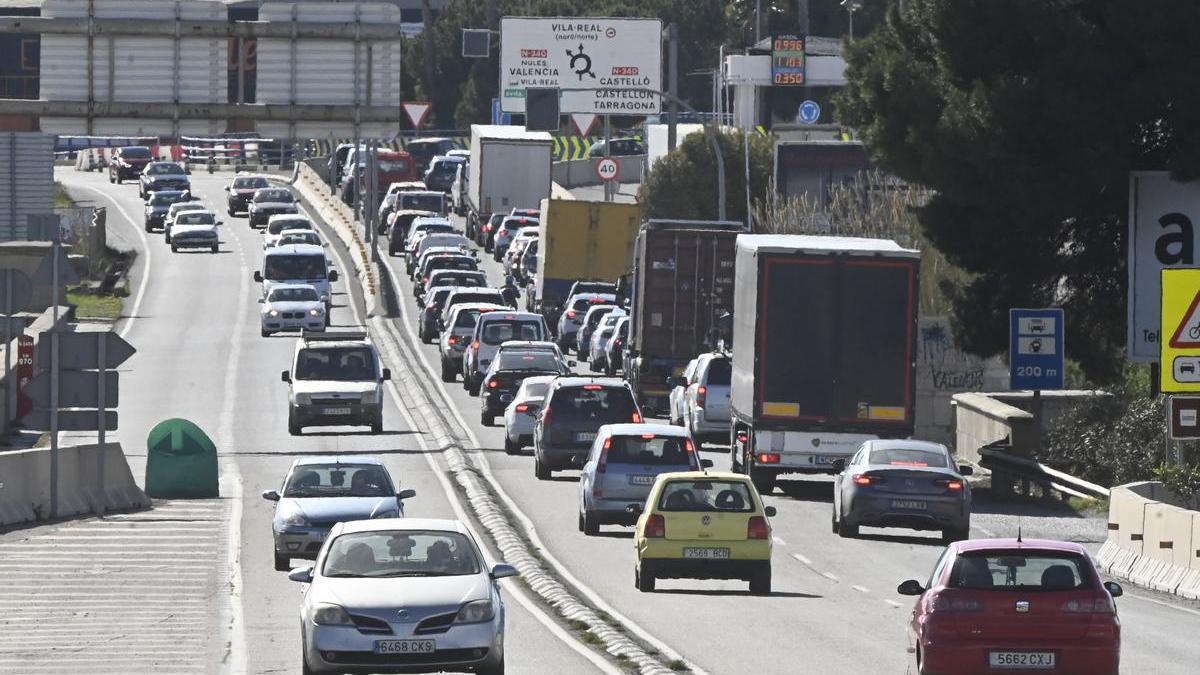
[[1097, 481, 1200, 599], [550, 155, 645, 189], [914, 317, 1008, 445], [0, 441, 149, 527], [951, 392, 1037, 464]]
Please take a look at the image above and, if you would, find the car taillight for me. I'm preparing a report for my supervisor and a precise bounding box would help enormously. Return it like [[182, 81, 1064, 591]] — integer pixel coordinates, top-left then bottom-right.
[[566, 310, 577, 319], [598, 438, 611, 473], [685, 438, 698, 468], [472, 340, 480, 351], [931, 594, 984, 612], [423, 276, 429, 283], [645, 514, 665, 538], [631, 412, 642, 423], [935, 478, 964, 491], [515, 403, 528, 412], [853, 473, 885, 486], [747, 516, 769, 540], [757, 453, 780, 464], [541, 405, 552, 426], [736, 431, 749, 445], [487, 379, 498, 389], [696, 385, 707, 408], [447, 336, 458, 345], [1062, 597, 1115, 614]]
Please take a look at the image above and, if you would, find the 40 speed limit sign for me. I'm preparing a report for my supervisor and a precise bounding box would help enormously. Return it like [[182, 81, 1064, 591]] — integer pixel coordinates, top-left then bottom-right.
[[595, 157, 620, 182]]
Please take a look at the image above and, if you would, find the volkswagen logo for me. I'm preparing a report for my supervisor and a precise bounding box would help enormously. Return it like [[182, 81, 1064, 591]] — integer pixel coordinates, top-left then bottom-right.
[[397, 609, 409, 619], [701, 515, 711, 526]]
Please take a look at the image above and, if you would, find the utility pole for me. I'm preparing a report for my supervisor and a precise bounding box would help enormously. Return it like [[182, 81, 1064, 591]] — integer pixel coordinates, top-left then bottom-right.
[[797, 0, 810, 34], [666, 23, 679, 152]]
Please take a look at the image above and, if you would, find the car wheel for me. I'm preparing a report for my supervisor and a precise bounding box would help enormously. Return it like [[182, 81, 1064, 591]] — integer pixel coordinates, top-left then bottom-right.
[[115, 175, 122, 184], [144, 223, 153, 232], [636, 560, 655, 592], [170, 243, 178, 253], [749, 563, 771, 596], [274, 552, 290, 572], [582, 509, 599, 536], [534, 455, 551, 480], [476, 653, 505, 675], [480, 411, 493, 427], [440, 360, 456, 382], [371, 418, 383, 434], [288, 414, 302, 436], [504, 436, 520, 455], [468, 381, 480, 397], [831, 507, 840, 534], [109, 173, 115, 184], [301, 647, 320, 675], [750, 468, 775, 496], [227, 207, 235, 217], [839, 519, 859, 538], [211, 244, 219, 253], [261, 329, 271, 338]]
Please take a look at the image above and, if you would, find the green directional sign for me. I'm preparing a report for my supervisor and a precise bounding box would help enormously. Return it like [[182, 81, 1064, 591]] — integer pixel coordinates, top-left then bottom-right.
[[144, 418, 219, 499]]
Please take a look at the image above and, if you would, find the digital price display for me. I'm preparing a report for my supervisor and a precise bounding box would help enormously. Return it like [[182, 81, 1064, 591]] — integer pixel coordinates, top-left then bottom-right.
[[771, 35, 806, 86]]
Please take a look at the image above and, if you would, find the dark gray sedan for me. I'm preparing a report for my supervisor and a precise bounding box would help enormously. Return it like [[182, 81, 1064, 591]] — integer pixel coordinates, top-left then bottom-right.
[[832, 440, 972, 543]]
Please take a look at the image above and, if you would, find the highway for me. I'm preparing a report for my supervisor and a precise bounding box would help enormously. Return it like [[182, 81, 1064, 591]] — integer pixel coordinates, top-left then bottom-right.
[[13, 165, 1199, 674]]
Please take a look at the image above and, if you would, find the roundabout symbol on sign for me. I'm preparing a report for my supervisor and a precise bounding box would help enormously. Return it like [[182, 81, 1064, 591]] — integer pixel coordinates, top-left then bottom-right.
[[595, 157, 620, 183]]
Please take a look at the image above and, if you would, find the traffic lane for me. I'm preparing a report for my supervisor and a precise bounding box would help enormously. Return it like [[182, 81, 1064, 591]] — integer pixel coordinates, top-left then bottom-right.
[[380, 249, 912, 674]]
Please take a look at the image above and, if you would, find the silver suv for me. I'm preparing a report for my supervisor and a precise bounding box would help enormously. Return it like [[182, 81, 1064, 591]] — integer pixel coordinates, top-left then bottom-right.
[[533, 377, 641, 480]]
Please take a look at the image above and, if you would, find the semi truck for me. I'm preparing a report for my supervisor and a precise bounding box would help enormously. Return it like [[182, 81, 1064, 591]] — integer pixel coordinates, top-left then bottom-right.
[[466, 125, 553, 237], [532, 198, 641, 329], [729, 235, 920, 495], [624, 219, 746, 416]]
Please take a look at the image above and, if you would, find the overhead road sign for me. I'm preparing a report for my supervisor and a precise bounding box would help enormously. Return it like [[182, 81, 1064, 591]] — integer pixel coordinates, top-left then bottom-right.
[[1009, 308, 1065, 390], [499, 17, 663, 115], [1160, 268, 1200, 392]]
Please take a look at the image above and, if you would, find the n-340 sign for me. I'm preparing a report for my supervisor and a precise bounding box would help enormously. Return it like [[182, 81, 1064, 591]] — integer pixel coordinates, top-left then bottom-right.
[[1127, 172, 1200, 361]]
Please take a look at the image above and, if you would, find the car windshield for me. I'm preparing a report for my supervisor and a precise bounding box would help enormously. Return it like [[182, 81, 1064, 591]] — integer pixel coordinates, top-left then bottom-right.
[[572, 296, 616, 311], [295, 346, 376, 381], [869, 447, 949, 468], [322, 530, 481, 578], [269, 287, 319, 303], [401, 194, 444, 212], [706, 358, 731, 385], [427, 257, 476, 274], [453, 308, 494, 328], [175, 212, 215, 225], [606, 435, 694, 467], [283, 464, 391, 498], [520, 381, 551, 400], [147, 162, 184, 175], [121, 147, 151, 158], [173, 203, 204, 215], [150, 193, 183, 206], [446, 292, 502, 311], [658, 480, 755, 512], [948, 552, 1094, 591], [264, 254, 326, 280], [495, 352, 560, 371], [269, 219, 311, 235], [233, 177, 268, 189], [255, 189, 293, 203], [481, 320, 544, 345], [378, 159, 410, 173], [585, 307, 616, 328], [279, 232, 320, 246], [551, 386, 636, 423]]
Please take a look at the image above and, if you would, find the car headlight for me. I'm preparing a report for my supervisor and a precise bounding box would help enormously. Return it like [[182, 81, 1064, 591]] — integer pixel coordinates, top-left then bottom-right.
[[268, 309, 280, 317], [282, 508, 309, 527], [308, 308, 322, 317], [311, 603, 354, 626], [455, 599, 495, 624], [295, 393, 312, 406], [361, 390, 378, 405]]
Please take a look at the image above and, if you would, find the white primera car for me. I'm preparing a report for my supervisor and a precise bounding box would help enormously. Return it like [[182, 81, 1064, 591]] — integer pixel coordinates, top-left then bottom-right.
[[260, 284, 327, 336]]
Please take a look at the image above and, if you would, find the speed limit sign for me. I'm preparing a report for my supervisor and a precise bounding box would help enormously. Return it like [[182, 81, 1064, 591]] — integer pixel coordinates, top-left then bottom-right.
[[595, 157, 620, 183]]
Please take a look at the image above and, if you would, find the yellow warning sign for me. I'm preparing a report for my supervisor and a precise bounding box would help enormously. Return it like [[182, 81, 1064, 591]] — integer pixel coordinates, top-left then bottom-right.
[[1160, 268, 1200, 392]]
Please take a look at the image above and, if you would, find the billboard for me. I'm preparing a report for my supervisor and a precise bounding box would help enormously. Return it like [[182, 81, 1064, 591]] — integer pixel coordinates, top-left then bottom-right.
[[771, 34, 806, 86], [499, 17, 663, 115]]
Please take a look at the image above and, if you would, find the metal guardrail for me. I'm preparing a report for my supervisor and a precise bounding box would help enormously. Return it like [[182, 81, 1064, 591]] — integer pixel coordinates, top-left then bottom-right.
[[979, 445, 1110, 500]]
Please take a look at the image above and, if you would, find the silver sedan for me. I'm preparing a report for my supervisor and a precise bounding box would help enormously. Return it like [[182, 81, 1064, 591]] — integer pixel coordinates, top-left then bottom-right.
[[289, 518, 515, 675], [832, 439, 973, 542]]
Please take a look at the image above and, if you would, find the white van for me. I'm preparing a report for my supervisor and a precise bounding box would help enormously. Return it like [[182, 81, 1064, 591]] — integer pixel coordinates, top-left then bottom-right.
[[254, 244, 339, 315]]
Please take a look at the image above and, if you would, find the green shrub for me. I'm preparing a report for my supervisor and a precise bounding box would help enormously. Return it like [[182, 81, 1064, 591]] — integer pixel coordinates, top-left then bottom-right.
[[1153, 463, 1200, 509]]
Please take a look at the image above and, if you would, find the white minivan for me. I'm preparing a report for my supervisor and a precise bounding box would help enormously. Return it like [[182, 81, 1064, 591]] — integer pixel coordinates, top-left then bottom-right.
[[254, 244, 339, 316]]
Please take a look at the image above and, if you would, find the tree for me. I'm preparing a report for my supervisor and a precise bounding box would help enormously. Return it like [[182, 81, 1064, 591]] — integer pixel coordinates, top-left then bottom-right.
[[835, 0, 1200, 382], [639, 129, 773, 226]]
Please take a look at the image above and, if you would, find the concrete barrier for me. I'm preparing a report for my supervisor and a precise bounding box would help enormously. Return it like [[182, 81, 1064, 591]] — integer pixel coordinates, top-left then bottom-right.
[[1099, 481, 1200, 601], [0, 442, 149, 528]]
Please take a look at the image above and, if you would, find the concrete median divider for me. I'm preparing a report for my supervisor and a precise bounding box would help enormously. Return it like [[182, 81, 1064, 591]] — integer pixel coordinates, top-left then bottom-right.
[[0, 442, 149, 528], [1099, 481, 1200, 599]]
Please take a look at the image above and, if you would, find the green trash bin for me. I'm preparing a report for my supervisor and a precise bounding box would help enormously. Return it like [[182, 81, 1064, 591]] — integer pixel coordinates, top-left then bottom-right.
[[144, 418, 219, 499]]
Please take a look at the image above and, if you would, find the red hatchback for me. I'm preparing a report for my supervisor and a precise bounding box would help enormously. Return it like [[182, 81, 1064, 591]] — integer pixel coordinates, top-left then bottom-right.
[[898, 538, 1121, 675]]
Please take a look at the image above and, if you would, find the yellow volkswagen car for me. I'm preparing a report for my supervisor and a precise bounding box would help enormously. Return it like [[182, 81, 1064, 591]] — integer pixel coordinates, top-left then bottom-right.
[[630, 471, 775, 594]]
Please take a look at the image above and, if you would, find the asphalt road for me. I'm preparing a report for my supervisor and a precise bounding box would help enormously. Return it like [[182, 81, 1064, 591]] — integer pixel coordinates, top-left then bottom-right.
[[30, 166, 1200, 674], [49, 167, 601, 674]]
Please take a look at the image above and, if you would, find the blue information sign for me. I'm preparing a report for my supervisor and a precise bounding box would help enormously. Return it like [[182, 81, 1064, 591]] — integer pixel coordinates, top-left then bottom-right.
[[490, 98, 512, 125], [798, 100, 820, 124], [1009, 308, 1065, 390]]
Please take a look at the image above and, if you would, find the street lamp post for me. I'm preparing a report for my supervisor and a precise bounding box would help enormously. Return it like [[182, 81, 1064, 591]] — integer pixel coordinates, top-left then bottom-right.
[[841, 0, 863, 42]]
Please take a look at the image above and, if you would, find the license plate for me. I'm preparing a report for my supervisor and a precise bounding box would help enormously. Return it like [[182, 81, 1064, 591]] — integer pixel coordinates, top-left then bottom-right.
[[629, 475, 654, 486], [323, 407, 352, 416], [683, 547, 730, 560], [575, 432, 597, 442], [988, 652, 1055, 669], [890, 499, 928, 511], [815, 455, 844, 465], [500, 394, 513, 402], [374, 639, 436, 655]]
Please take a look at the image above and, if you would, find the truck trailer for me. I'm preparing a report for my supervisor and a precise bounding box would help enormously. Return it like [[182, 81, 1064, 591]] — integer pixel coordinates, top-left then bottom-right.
[[466, 125, 553, 237]]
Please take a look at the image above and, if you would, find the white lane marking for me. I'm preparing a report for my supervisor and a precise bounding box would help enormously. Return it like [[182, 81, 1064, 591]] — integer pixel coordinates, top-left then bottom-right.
[[374, 252, 705, 675], [851, 585, 871, 594], [792, 553, 812, 565], [884, 600, 903, 608], [317, 209, 619, 675], [67, 182, 151, 338], [1122, 590, 1200, 618], [772, 535, 787, 545], [822, 571, 840, 582]]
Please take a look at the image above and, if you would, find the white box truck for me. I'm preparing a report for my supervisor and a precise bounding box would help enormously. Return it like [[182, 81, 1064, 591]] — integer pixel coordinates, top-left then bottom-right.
[[466, 125, 554, 236]]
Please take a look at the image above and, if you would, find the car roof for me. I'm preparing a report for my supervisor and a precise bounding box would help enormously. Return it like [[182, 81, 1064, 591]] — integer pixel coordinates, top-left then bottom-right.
[[601, 423, 687, 437], [518, 375, 557, 387], [268, 283, 319, 293], [337, 518, 469, 536], [952, 538, 1090, 555], [553, 376, 628, 388], [267, 213, 309, 222], [292, 455, 386, 468], [479, 310, 538, 320], [402, 190, 445, 197], [267, 243, 325, 255], [656, 470, 747, 482], [569, 293, 617, 301], [865, 439, 949, 454], [447, 302, 507, 314]]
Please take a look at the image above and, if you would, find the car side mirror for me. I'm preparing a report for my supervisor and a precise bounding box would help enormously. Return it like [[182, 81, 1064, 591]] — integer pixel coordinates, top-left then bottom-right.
[[568, 360, 577, 367], [253, 271, 263, 283], [490, 563, 518, 580], [257, 298, 265, 303], [281, 370, 291, 383], [897, 579, 924, 596], [958, 465, 974, 476], [397, 488, 416, 500], [328, 270, 339, 282], [701, 459, 714, 469], [625, 503, 643, 515], [288, 567, 313, 583], [1104, 581, 1123, 598], [831, 459, 846, 473], [216, 220, 224, 226], [381, 368, 391, 381], [262, 490, 280, 501], [764, 505, 777, 517]]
